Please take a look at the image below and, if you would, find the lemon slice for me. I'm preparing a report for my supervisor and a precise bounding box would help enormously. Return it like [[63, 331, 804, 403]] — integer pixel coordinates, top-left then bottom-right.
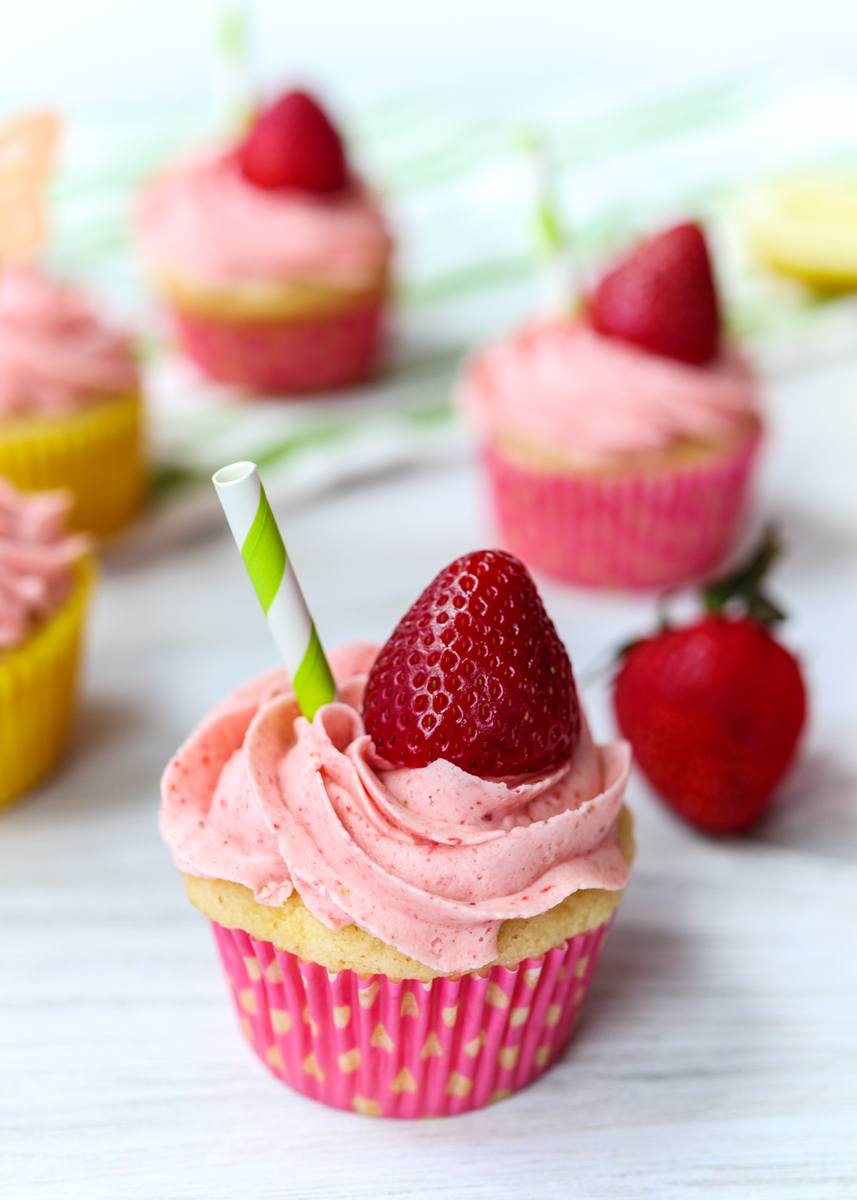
[[744, 175, 857, 288]]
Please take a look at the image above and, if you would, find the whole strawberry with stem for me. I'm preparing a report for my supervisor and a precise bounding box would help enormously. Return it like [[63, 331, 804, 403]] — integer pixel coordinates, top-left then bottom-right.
[[363, 549, 580, 777], [613, 530, 807, 834], [588, 221, 721, 366]]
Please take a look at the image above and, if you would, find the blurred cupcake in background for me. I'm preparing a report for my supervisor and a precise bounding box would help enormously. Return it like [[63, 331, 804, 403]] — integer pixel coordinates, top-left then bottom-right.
[[0, 110, 145, 540], [459, 222, 763, 589], [0, 474, 93, 809], [137, 89, 394, 395], [0, 268, 145, 538]]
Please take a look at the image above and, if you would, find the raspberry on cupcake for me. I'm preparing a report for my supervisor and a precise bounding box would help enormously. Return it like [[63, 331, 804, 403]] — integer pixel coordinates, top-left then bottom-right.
[[137, 89, 394, 395], [459, 222, 763, 589], [161, 550, 633, 1117]]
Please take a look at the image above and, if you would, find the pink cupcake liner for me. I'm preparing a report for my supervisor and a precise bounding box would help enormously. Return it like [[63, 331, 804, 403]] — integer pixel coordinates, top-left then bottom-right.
[[211, 915, 614, 1118], [172, 298, 385, 394], [482, 432, 760, 589]]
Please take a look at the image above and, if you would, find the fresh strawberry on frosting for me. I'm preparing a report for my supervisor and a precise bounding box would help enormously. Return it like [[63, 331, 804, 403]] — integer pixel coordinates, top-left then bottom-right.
[[588, 222, 721, 366], [238, 89, 348, 193], [363, 549, 580, 776]]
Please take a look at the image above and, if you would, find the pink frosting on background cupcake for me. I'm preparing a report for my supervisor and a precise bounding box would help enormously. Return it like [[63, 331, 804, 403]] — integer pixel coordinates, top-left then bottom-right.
[[0, 269, 139, 418], [460, 319, 760, 464], [160, 643, 631, 975], [137, 152, 392, 294], [0, 475, 89, 648]]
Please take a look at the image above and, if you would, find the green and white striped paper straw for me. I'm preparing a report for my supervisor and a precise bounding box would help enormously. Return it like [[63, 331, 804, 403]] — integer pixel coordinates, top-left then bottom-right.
[[519, 127, 575, 315], [213, 3, 253, 135], [213, 461, 337, 720]]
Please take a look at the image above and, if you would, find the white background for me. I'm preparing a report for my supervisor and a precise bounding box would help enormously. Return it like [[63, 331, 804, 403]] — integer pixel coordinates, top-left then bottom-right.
[[2, 0, 857, 109]]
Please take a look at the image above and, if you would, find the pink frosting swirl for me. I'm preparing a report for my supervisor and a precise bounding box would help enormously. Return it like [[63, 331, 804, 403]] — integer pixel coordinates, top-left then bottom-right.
[[459, 319, 760, 463], [137, 152, 393, 292], [160, 643, 631, 974], [0, 269, 139, 418], [0, 475, 89, 648]]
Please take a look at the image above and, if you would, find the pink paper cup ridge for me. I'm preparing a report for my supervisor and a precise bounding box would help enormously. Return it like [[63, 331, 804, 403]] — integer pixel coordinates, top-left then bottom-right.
[[482, 432, 760, 589], [172, 297, 385, 394], [212, 916, 614, 1118]]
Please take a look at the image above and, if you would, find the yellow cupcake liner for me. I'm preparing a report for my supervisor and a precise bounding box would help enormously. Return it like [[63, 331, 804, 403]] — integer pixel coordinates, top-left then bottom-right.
[[0, 393, 146, 539], [0, 556, 94, 811]]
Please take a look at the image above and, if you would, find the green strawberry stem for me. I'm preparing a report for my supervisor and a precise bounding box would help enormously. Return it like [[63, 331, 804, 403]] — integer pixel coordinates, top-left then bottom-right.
[[611, 527, 787, 672], [702, 526, 787, 627]]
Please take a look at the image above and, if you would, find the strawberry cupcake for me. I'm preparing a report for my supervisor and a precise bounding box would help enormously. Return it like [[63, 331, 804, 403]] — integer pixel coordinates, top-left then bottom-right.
[[137, 90, 394, 395], [459, 223, 763, 589], [161, 550, 633, 1117], [0, 268, 144, 538], [0, 474, 93, 808]]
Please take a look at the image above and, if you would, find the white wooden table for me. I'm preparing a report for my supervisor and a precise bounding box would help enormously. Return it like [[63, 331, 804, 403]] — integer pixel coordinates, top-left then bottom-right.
[[3, 351, 857, 1198]]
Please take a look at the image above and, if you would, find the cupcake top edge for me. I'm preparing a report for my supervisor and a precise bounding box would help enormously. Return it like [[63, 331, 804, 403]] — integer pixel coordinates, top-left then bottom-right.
[[136, 151, 393, 295], [458, 318, 761, 465], [0, 268, 139, 419], [0, 474, 90, 649], [160, 644, 630, 975]]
